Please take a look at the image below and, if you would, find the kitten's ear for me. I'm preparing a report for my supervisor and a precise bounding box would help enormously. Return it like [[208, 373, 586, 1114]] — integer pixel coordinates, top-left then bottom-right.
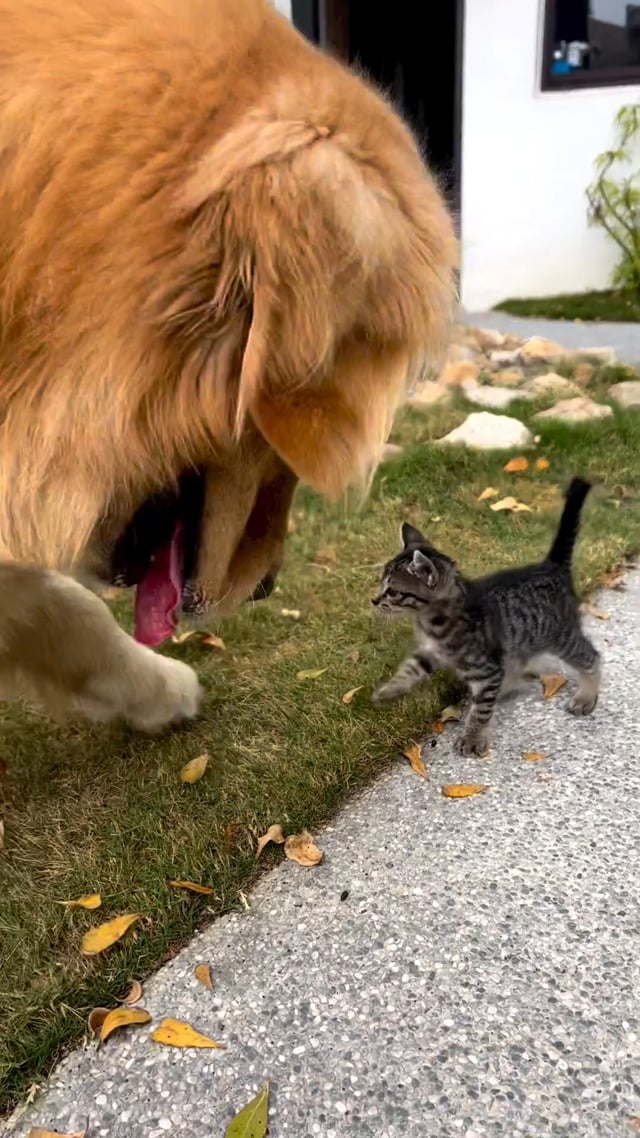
[[401, 522, 425, 548], [408, 549, 437, 586]]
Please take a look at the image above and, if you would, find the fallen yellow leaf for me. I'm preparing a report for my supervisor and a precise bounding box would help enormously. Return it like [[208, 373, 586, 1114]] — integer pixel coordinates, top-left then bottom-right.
[[179, 753, 209, 784], [58, 893, 102, 911], [404, 743, 427, 780], [87, 1007, 111, 1035], [440, 705, 463, 723], [430, 720, 445, 735], [122, 980, 143, 1005], [535, 457, 550, 472], [28, 1129, 86, 1138], [280, 608, 301, 620], [172, 630, 197, 644], [477, 486, 498, 502], [284, 831, 324, 867], [194, 963, 214, 991], [503, 456, 529, 473], [225, 1082, 270, 1138], [256, 823, 286, 858], [581, 602, 610, 621], [441, 784, 489, 799], [169, 880, 215, 896], [522, 751, 548, 762], [342, 686, 363, 705], [296, 667, 328, 681], [100, 1007, 151, 1044], [201, 633, 226, 650], [151, 1017, 225, 1049], [81, 913, 140, 956], [490, 497, 532, 513], [541, 673, 567, 699]]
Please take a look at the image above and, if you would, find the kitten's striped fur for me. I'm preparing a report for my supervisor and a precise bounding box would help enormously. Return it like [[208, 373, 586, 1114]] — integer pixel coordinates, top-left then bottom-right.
[[372, 478, 601, 756]]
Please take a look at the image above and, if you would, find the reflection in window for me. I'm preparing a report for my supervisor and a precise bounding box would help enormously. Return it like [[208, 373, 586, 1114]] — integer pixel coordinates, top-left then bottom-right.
[[544, 0, 640, 86]]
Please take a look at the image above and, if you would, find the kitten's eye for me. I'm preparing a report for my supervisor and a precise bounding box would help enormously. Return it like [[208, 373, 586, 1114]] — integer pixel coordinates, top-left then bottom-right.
[[386, 588, 402, 600]]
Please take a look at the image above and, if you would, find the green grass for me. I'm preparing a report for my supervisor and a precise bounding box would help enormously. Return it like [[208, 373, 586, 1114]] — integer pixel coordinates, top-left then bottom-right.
[[1, 381, 640, 1115], [495, 289, 640, 323]]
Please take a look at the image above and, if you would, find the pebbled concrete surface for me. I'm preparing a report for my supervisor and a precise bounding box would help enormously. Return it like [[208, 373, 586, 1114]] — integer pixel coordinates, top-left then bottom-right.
[[8, 572, 640, 1138], [464, 309, 640, 365]]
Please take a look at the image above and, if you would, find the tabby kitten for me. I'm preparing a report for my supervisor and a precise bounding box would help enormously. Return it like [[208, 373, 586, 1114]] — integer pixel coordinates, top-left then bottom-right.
[[372, 477, 601, 757]]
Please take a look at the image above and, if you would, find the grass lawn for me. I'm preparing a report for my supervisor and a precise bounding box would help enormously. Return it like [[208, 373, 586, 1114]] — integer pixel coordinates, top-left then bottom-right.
[[1, 373, 640, 1114], [495, 289, 640, 324]]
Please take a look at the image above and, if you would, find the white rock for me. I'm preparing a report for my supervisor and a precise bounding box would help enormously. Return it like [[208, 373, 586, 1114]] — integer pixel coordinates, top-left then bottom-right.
[[489, 349, 521, 366], [462, 380, 534, 410], [436, 411, 532, 450], [406, 382, 450, 407], [534, 396, 613, 423], [609, 381, 640, 410], [527, 372, 582, 398], [519, 337, 568, 364]]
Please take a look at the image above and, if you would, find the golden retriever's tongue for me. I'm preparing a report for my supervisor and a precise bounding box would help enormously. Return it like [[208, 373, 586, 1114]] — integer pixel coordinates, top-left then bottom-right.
[[134, 522, 183, 646]]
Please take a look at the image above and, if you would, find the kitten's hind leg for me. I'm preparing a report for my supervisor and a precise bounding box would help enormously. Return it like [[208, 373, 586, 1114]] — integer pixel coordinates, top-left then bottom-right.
[[560, 633, 601, 716], [372, 651, 434, 705], [456, 663, 503, 756]]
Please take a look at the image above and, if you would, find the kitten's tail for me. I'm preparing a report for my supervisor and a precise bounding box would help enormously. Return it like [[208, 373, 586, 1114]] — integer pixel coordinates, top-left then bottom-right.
[[547, 477, 592, 568]]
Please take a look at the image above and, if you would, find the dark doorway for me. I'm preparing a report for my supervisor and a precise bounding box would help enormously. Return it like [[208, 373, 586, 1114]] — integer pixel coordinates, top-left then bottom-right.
[[291, 0, 463, 207]]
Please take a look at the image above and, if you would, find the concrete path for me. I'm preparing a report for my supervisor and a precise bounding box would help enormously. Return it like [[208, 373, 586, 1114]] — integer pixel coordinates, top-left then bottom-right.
[[464, 309, 640, 365], [9, 573, 640, 1138]]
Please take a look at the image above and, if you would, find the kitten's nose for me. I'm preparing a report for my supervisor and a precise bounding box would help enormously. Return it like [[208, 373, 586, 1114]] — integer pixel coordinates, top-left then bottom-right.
[[371, 596, 380, 606]]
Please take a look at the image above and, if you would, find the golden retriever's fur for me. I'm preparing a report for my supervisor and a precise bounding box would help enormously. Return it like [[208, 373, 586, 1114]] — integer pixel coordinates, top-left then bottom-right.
[[0, 0, 457, 728]]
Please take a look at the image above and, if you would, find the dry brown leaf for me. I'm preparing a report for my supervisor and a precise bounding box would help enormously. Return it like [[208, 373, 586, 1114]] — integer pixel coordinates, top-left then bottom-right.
[[238, 890, 251, 911], [122, 980, 143, 1005], [28, 1129, 86, 1138], [430, 720, 445, 735], [256, 823, 286, 858], [169, 880, 215, 896], [581, 602, 610, 621], [194, 963, 214, 991], [58, 893, 102, 911], [100, 1007, 151, 1044], [441, 784, 489, 799], [296, 667, 327, 681], [342, 686, 364, 705], [314, 546, 337, 565], [541, 673, 567, 699], [503, 456, 529, 473], [403, 743, 427, 780], [522, 751, 548, 762], [603, 565, 626, 590], [201, 633, 226, 650], [87, 1007, 111, 1035], [151, 1017, 225, 1049], [535, 457, 550, 472], [490, 496, 531, 513], [440, 705, 462, 723], [284, 831, 324, 867], [223, 822, 244, 853], [477, 486, 498, 502], [179, 753, 209, 784], [81, 913, 140, 956], [172, 630, 197, 644], [349, 649, 360, 663], [629, 1118, 640, 1131]]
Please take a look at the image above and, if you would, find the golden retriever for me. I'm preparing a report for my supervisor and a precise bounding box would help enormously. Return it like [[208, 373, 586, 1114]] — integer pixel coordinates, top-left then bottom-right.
[[0, 0, 457, 729]]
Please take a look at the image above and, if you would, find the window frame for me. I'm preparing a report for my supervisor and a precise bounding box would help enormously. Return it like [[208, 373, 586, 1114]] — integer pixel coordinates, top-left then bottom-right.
[[541, 0, 640, 91]]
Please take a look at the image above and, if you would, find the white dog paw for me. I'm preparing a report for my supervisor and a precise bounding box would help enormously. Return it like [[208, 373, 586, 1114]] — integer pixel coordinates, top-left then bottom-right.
[[127, 654, 202, 732]]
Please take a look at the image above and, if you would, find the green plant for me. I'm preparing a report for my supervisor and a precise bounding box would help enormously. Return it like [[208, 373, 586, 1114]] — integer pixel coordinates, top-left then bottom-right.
[[586, 104, 640, 294]]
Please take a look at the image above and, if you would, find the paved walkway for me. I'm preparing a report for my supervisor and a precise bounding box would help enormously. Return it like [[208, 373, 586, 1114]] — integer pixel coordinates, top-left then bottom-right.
[[464, 310, 640, 365], [10, 572, 640, 1137]]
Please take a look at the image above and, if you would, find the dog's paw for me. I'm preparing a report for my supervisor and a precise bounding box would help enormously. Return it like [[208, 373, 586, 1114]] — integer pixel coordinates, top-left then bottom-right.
[[128, 654, 202, 732], [454, 730, 489, 758]]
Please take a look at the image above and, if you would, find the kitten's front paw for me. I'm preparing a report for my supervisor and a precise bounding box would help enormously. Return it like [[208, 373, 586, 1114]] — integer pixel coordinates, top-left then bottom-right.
[[455, 731, 490, 758], [372, 682, 404, 706], [567, 693, 598, 716]]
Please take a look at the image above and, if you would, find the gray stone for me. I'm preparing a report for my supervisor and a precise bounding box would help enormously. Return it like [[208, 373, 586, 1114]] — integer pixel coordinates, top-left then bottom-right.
[[437, 411, 532, 450], [609, 380, 640, 410], [10, 572, 640, 1138], [534, 396, 613, 423], [527, 372, 582, 399], [462, 380, 534, 410]]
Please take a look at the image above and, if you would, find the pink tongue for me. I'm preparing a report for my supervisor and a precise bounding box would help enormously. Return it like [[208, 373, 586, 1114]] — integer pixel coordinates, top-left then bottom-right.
[[134, 521, 183, 646]]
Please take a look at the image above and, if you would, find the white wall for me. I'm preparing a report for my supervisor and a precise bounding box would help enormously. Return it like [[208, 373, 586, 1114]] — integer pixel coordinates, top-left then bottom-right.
[[272, 0, 292, 20], [460, 0, 640, 310]]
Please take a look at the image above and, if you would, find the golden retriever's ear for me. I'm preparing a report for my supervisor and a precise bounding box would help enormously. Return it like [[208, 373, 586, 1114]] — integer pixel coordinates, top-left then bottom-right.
[[249, 342, 409, 497]]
